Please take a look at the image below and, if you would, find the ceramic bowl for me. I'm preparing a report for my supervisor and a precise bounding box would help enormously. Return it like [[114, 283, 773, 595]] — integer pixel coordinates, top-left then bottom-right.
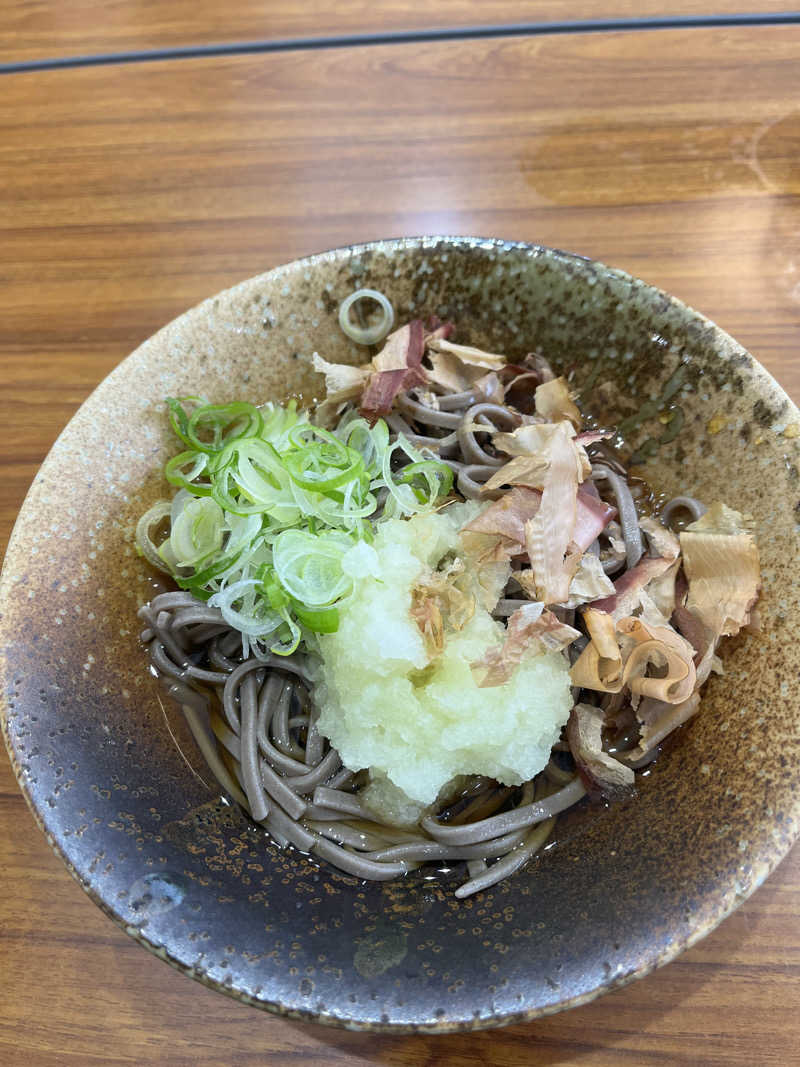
[[2, 237, 799, 1031]]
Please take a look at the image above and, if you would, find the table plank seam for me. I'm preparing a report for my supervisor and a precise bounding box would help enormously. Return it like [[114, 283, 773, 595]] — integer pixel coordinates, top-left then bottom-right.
[[2, 11, 800, 76]]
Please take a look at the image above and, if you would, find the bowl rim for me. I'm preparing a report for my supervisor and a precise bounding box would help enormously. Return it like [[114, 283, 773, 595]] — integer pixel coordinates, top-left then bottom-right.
[[2, 234, 799, 1033]]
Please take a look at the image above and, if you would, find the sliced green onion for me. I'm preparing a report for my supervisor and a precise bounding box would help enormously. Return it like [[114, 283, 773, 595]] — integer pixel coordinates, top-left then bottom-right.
[[167, 496, 225, 568], [272, 528, 353, 606], [261, 571, 291, 613], [224, 512, 262, 556], [135, 500, 173, 574], [380, 437, 424, 516], [269, 610, 302, 656], [284, 425, 367, 493], [211, 439, 296, 518], [208, 579, 282, 638], [259, 399, 306, 448], [137, 395, 454, 658], [167, 396, 206, 445], [174, 542, 252, 598], [284, 445, 365, 493], [398, 460, 454, 503], [293, 603, 340, 633], [164, 451, 212, 495], [185, 401, 263, 454], [338, 289, 395, 345], [336, 416, 390, 477]]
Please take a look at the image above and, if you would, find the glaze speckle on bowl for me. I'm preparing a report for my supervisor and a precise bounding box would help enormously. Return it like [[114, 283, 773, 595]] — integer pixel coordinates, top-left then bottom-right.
[[2, 237, 798, 1031]]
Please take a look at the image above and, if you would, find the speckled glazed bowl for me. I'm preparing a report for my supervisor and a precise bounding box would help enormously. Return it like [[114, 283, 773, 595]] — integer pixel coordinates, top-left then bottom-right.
[[2, 238, 799, 1032]]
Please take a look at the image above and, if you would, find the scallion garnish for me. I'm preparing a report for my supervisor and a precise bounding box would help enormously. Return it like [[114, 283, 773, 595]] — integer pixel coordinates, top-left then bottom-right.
[[136, 396, 452, 657]]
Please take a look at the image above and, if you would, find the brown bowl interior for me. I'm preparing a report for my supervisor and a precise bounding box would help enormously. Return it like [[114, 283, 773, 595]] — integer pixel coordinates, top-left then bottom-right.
[[2, 237, 799, 1031]]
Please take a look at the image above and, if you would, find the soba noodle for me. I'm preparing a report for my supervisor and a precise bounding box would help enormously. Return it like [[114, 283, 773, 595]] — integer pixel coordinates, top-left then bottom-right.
[[140, 365, 701, 898]]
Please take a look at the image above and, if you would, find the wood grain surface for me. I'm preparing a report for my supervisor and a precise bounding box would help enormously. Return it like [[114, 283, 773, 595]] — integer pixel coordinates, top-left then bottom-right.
[[1, 21, 799, 1067], [1, 0, 795, 63]]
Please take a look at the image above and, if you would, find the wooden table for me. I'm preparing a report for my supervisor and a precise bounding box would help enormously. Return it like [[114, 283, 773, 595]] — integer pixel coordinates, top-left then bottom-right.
[[1, 7, 799, 1065], [3, 1, 795, 64]]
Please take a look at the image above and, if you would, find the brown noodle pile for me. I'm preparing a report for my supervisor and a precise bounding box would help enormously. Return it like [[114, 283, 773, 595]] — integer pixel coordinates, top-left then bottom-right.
[[140, 365, 709, 898]]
